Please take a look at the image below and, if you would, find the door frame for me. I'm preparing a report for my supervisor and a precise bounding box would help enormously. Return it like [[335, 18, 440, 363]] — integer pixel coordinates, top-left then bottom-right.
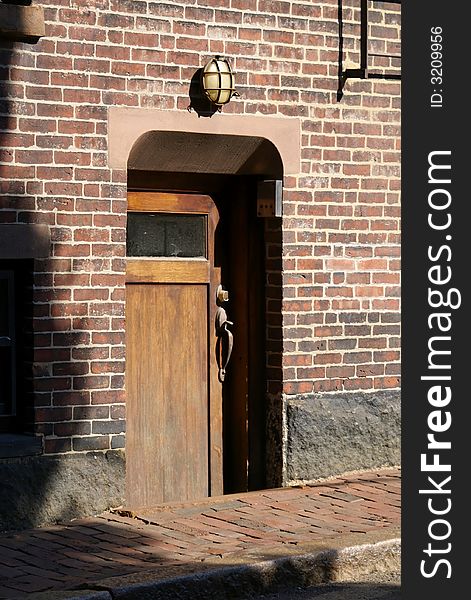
[[126, 191, 223, 498]]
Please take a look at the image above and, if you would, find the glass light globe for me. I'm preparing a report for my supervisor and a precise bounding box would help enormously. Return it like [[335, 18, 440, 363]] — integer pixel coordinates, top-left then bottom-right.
[[202, 56, 235, 106]]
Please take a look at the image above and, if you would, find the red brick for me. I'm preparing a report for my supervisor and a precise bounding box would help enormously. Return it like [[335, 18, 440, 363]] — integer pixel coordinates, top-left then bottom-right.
[[44, 438, 72, 454], [73, 376, 110, 390], [91, 361, 125, 374], [74, 406, 110, 420], [53, 391, 91, 407], [72, 436, 110, 451], [36, 407, 72, 423], [374, 377, 401, 389], [54, 421, 91, 437], [91, 390, 125, 405]]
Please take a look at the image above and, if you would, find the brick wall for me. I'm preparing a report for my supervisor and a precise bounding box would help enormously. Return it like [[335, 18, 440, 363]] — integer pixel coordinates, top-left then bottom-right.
[[0, 0, 400, 479]]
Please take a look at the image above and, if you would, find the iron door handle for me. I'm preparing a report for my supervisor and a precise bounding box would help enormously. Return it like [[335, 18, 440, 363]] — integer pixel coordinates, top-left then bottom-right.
[[216, 306, 233, 382]]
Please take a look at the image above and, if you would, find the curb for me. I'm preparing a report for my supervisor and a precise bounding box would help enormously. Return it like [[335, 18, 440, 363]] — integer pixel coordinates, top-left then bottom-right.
[[28, 535, 400, 600]]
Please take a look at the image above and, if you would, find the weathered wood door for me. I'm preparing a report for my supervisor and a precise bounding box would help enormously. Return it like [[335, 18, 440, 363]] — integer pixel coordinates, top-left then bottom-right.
[[125, 192, 222, 508]]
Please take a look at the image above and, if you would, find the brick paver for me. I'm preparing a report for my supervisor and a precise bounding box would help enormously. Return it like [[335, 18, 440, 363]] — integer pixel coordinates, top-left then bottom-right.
[[0, 469, 400, 598]]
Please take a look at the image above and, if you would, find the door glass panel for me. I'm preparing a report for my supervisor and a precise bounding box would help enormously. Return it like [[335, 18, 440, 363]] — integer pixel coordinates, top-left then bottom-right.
[[127, 213, 207, 258]]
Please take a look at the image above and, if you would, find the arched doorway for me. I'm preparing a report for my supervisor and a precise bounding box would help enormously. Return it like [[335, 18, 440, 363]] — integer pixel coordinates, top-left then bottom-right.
[[125, 131, 283, 508]]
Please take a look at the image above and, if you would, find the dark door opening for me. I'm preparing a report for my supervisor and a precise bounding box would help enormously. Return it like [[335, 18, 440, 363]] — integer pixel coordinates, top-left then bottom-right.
[[217, 178, 266, 493]]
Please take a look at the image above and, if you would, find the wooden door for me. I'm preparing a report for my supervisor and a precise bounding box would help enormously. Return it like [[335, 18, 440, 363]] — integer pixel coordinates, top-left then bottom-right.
[[125, 192, 222, 508]]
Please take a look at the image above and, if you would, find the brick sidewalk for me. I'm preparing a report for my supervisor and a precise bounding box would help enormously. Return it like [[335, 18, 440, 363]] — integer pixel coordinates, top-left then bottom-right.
[[0, 468, 400, 598]]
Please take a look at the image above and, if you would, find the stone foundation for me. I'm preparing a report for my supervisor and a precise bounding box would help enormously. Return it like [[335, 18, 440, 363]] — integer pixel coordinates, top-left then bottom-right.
[[285, 391, 400, 483], [0, 450, 125, 531]]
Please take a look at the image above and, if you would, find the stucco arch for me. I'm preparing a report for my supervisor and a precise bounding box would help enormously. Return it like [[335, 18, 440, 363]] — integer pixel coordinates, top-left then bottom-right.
[[108, 108, 301, 176]]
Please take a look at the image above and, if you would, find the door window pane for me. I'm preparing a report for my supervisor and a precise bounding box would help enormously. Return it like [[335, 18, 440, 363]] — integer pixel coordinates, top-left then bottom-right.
[[127, 213, 206, 258]]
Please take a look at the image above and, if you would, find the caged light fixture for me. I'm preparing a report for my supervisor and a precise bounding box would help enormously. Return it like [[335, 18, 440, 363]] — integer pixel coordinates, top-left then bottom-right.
[[201, 55, 238, 108]]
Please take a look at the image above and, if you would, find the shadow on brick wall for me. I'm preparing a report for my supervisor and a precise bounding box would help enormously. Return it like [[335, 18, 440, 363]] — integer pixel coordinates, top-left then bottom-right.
[[1, 12, 126, 533]]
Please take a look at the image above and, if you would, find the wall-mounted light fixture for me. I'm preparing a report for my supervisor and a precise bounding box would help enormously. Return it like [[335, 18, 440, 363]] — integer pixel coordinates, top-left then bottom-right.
[[201, 56, 238, 107], [257, 180, 283, 218]]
